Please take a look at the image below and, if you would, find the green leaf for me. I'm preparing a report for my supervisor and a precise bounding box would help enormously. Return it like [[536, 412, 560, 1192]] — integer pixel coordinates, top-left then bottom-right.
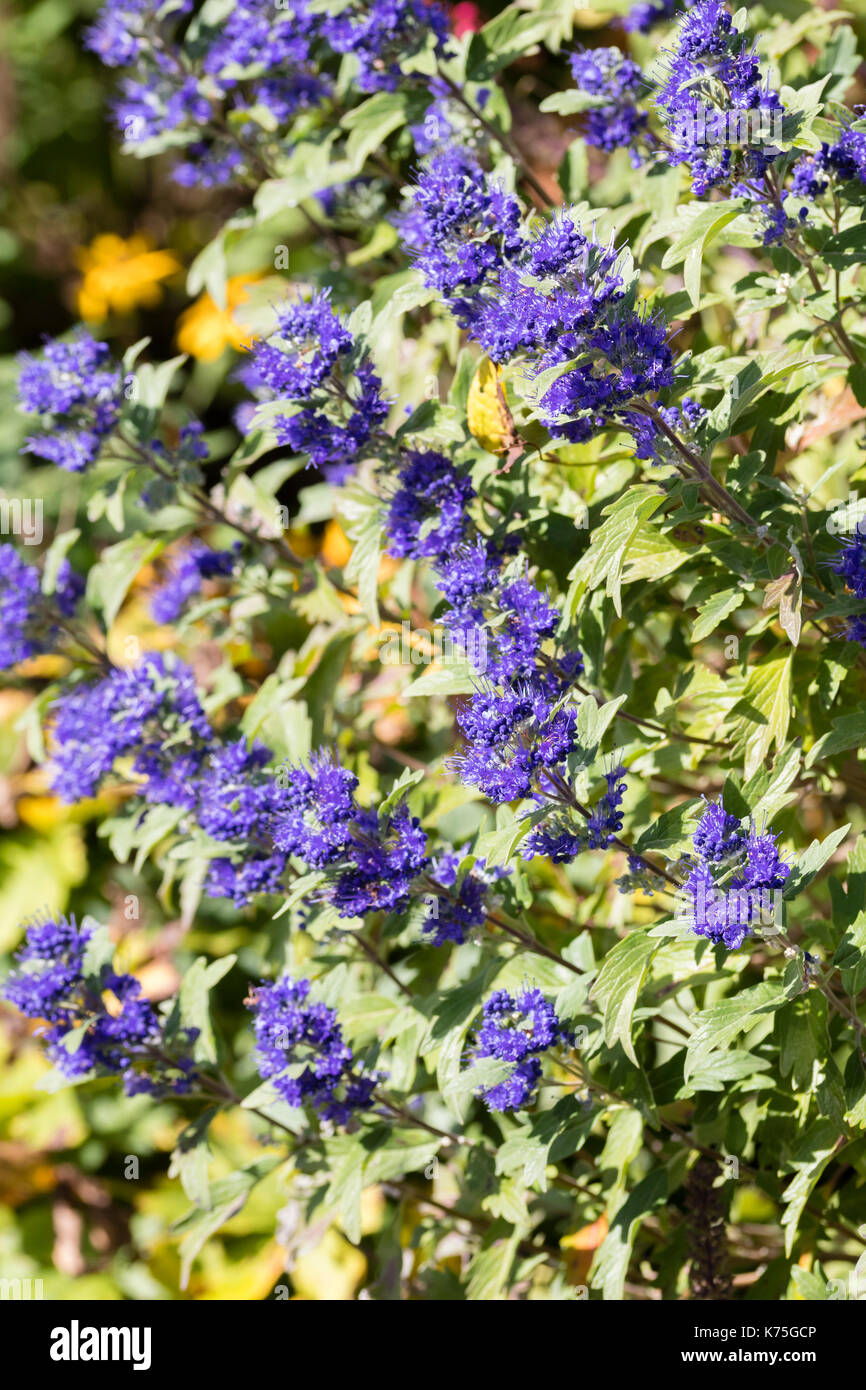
[[622, 523, 691, 583], [634, 800, 700, 856], [682, 1050, 773, 1092], [338, 994, 400, 1045], [103, 803, 185, 873], [364, 1135, 441, 1185], [691, 587, 745, 642], [784, 823, 851, 900], [342, 90, 423, 172], [130, 354, 186, 411], [169, 1110, 217, 1210], [734, 650, 794, 778], [442, 1055, 512, 1111], [567, 486, 665, 618], [177, 955, 237, 1064], [80, 921, 116, 989], [806, 707, 866, 768], [821, 222, 866, 270], [599, 1108, 644, 1205], [591, 933, 659, 1066], [590, 1169, 668, 1300], [324, 1135, 367, 1244], [465, 1232, 521, 1300], [780, 1120, 841, 1255], [41, 529, 81, 596], [496, 1099, 595, 1191], [832, 908, 866, 995], [254, 136, 353, 216], [791, 1266, 832, 1300], [174, 1158, 280, 1290], [86, 532, 165, 630], [685, 980, 791, 1083], [473, 806, 540, 866], [662, 200, 748, 305], [662, 200, 748, 271], [742, 743, 802, 824], [379, 766, 426, 816], [346, 220, 399, 267], [240, 674, 310, 763], [465, 0, 569, 80], [404, 655, 477, 697], [343, 512, 384, 625], [778, 998, 823, 1092]]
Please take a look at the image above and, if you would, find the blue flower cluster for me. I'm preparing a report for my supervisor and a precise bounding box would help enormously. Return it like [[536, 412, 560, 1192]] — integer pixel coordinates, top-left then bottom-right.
[[190, 741, 492, 932], [274, 759, 429, 919], [654, 8, 866, 244], [85, 0, 448, 187], [323, 0, 450, 94], [2, 915, 198, 1096], [245, 292, 388, 480], [471, 986, 573, 1111], [429, 534, 593, 832], [87, 0, 327, 185], [379, 443, 624, 866], [569, 47, 650, 166], [150, 540, 239, 624], [384, 449, 477, 563], [401, 146, 524, 331], [0, 546, 84, 671], [423, 852, 510, 948], [270, 752, 502, 943], [790, 126, 866, 208], [630, 397, 707, 463], [537, 304, 676, 448], [246, 973, 379, 1125], [524, 762, 628, 862], [655, 1, 784, 205], [683, 800, 790, 950], [48, 651, 507, 932], [624, 0, 694, 34], [50, 651, 211, 803], [18, 331, 124, 472], [403, 170, 680, 456], [831, 531, 866, 647]]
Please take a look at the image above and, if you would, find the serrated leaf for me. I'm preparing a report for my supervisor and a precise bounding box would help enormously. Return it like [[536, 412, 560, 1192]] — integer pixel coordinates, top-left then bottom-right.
[[780, 1121, 841, 1256], [691, 587, 745, 642], [591, 933, 659, 1065], [178, 954, 237, 1064], [735, 651, 794, 778], [343, 515, 384, 625], [567, 486, 665, 618], [590, 1169, 668, 1300], [685, 980, 790, 1083], [832, 908, 866, 995], [784, 824, 850, 900]]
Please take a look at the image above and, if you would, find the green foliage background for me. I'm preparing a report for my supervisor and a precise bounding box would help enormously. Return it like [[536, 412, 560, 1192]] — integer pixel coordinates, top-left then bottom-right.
[[3, 0, 866, 1301]]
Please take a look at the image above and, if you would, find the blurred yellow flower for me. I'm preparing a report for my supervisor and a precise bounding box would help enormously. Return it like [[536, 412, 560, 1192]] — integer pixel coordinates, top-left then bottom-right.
[[320, 519, 353, 569], [176, 273, 263, 362], [75, 233, 181, 321]]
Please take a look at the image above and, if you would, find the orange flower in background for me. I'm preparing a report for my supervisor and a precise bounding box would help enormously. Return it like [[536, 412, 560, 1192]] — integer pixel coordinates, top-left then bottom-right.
[[560, 1213, 609, 1286], [176, 273, 264, 362], [75, 233, 181, 321]]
